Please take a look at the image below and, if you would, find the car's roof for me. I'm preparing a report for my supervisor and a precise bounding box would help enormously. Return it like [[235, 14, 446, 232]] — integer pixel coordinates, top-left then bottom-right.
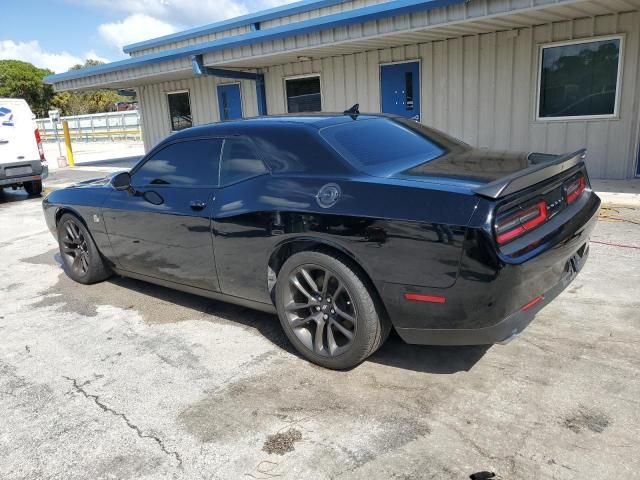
[[171, 112, 399, 139]]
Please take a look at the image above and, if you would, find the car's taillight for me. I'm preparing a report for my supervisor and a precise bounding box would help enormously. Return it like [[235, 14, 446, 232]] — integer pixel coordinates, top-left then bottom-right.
[[495, 201, 548, 245], [566, 175, 586, 204], [34, 128, 45, 161]]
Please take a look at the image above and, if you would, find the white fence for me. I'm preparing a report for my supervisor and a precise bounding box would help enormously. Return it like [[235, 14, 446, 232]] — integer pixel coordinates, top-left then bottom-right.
[[36, 111, 142, 142]]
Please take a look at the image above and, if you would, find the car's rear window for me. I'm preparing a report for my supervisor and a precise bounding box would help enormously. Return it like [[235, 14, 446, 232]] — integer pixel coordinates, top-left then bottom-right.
[[319, 118, 451, 176]]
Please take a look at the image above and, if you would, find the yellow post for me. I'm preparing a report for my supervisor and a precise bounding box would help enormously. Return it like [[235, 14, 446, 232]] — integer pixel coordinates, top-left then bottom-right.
[[62, 120, 74, 167]]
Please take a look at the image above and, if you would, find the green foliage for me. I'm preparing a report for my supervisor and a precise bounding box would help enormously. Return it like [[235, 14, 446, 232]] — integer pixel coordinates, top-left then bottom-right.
[[70, 59, 104, 71], [51, 89, 127, 116], [0, 58, 135, 117], [0, 60, 55, 117], [51, 59, 134, 116]]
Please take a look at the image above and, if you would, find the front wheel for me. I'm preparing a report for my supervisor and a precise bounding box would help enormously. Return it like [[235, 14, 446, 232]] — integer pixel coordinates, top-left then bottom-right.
[[275, 251, 390, 370], [57, 213, 111, 284]]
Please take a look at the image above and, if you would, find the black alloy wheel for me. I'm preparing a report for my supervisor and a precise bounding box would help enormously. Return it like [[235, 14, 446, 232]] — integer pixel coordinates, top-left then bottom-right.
[[61, 219, 91, 278], [57, 213, 111, 284], [276, 250, 390, 369], [284, 264, 357, 357]]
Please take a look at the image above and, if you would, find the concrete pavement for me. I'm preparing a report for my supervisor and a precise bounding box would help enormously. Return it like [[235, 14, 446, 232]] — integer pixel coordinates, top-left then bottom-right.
[[0, 162, 638, 479]]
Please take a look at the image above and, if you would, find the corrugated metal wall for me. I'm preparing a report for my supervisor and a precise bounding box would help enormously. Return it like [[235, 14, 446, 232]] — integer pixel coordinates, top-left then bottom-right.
[[137, 76, 260, 148], [260, 0, 391, 29], [262, 12, 640, 179], [138, 11, 640, 179]]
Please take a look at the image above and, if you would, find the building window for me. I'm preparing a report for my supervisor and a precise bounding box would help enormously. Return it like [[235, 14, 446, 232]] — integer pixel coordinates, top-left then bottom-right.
[[538, 37, 622, 120], [285, 76, 321, 113], [167, 91, 192, 131]]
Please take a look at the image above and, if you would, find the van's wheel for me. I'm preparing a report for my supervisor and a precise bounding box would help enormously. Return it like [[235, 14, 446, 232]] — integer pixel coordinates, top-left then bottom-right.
[[57, 213, 111, 284], [275, 250, 390, 370], [24, 180, 42, 196]]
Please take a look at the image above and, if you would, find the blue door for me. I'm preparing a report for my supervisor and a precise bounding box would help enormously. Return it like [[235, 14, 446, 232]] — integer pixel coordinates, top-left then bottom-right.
[[217, 83, 243, 121], [380, 62, 420, 121]]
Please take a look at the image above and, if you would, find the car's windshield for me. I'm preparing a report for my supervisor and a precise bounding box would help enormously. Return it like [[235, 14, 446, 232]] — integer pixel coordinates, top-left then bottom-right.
[[319, 117, 467, 176]]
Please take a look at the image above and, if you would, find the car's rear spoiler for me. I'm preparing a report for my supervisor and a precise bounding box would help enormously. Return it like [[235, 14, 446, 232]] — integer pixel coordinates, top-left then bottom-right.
[[474, 149, 587, 199]]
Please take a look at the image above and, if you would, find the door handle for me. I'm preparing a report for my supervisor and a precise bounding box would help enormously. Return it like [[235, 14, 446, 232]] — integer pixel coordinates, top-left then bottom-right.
[[190, 200, 207, 210]]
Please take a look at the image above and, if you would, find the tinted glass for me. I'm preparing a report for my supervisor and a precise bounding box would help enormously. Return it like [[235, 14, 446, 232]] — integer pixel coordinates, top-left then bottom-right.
[[286, 77, 321, 113], [133, 139, 222, 187], [250, 126, 351, 174], [220, 137, 268, 185], [320, 118, 448, 175], [539, 38, 620, 118], [168, 92, 192, 131]]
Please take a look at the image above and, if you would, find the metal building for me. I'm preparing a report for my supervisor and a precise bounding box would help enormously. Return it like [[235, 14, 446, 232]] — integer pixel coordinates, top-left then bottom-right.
[[44, 0, 640, 179]]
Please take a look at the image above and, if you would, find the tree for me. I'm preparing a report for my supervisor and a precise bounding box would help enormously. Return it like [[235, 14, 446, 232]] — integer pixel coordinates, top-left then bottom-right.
[[0, 60, 54, 116], [50, 59, 134, 116]]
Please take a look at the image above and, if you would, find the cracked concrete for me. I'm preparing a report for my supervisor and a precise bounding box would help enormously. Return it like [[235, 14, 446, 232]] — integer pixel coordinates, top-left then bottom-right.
[[63, 376, 183, 467], [0, 168, 639, 479]]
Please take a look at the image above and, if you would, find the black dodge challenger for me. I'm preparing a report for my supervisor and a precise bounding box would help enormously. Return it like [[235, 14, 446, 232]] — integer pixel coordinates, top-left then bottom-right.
[[43, 113, 600, 369]]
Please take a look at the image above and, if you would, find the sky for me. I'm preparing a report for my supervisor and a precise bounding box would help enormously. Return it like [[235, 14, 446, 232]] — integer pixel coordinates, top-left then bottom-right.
[[0, 0, 298, 73]]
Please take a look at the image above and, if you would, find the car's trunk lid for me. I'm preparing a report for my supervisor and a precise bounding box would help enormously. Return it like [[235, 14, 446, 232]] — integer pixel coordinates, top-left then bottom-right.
[[400, 147, 586, 199]]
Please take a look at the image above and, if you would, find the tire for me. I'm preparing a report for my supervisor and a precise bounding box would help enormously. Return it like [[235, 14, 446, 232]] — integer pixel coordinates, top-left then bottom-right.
[[57, 213, 111, 284], [24, 180, 43, 196], [275, 250, 390, 370]]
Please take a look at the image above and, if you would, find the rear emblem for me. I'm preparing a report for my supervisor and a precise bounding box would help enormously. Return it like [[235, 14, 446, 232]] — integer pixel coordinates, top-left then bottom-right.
[[316, 183, 341, 208]]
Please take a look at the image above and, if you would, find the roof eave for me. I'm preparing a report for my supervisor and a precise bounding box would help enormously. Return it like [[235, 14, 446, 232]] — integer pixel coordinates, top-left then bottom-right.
[[122, 0, 349, 54], [44, 0, 465, 86]]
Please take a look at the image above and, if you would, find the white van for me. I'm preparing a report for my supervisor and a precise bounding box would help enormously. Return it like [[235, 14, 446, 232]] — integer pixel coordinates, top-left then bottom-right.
[[0, 98, 48, 195]]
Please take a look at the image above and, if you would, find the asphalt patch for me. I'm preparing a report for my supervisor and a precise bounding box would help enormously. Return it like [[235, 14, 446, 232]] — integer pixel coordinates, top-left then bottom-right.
[[262, 428, 303, 455]]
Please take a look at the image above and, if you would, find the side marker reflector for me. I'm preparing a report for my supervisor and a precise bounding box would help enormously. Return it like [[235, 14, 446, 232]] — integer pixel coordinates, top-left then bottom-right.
[[404, 293, 446, 304], [521, 295, 544, 311]]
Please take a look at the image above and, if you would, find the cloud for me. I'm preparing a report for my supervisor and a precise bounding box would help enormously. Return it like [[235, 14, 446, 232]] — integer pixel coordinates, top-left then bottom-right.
[[0, 40, 109, 73], [78, 0, 248, 28], [84, 50, 111, 64], [77, 0, 298, 31], [98, 14, 177, 53]]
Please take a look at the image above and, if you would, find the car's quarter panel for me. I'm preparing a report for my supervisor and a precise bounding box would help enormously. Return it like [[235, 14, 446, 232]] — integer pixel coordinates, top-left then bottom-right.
[[42, 182, 117, 262], [392, 187, 600, 343], [103, 187, 219, 291], [211, 173, 477, 304]]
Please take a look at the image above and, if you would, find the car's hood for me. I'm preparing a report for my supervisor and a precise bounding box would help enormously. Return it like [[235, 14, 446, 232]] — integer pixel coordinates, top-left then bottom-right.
[[67, 171, 122, 189], [399, 148, 559, 186]]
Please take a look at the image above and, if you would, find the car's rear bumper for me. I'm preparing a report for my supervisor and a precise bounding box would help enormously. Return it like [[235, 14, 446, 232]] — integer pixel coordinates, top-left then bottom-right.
[[0, 160, 48, 186], [395, 242, 588, 345], [384, 191, 600, 346]]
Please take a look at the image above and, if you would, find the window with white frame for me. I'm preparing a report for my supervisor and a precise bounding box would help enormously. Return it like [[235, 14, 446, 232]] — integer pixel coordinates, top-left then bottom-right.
[[285, 76, 321, 113], [538, 36, 622, 120], [167, 91, 193, 131]]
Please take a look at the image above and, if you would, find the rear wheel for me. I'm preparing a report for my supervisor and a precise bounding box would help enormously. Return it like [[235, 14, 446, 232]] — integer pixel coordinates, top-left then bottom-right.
[[275, 250, 389, 369], [57, 213, 111, 284], [24, 180, 42, 196]]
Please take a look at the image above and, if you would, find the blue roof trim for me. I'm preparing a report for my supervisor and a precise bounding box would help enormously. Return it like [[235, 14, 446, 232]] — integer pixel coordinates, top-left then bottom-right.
[[123, 0, 349, 54], [45, 0, 465, 85]]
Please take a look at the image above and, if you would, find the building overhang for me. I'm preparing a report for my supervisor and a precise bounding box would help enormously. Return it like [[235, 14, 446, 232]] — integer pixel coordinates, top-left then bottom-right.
[[44, 0, 640, 92]]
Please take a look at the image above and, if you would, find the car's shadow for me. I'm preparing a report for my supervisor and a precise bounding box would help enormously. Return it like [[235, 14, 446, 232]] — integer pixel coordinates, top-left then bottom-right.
[[0, 188, 40, 205], [370, 333, 490, 374], [108, 275, 490, 374]]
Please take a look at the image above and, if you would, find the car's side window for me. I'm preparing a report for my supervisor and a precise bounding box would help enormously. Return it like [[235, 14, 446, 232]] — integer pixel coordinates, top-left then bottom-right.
[[220, 137, 268, 186], [132, 139, 223, 187]]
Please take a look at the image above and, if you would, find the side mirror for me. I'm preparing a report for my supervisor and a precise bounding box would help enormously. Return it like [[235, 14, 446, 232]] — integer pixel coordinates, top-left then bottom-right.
[[112, 171, 132, 192]]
